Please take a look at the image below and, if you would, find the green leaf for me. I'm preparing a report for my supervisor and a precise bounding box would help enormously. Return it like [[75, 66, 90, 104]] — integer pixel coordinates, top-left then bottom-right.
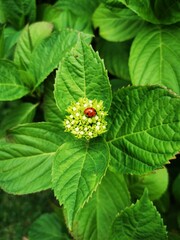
[[52, 0, 102, 33], [0, 25, 5, 58], [127, 168, 169, 201], [28, 29, 90, 88], [117, 0, 180, 24], [54, 0, 102, 34], [0, 122, 70, 194], [114, 0, 158, 23], [54, 0, 101, 16], [0, 0, 36, 29], [106, 86, 180, 174], [43, 78, 63, 123], [28, 213, 70, 240], [111, 190, 168, 240], [93, 3, 144, 42], [0, 1, 6, 23], [0, 60, 29, 101], [0, 26, 21, 59], [37, 3, 61, 23], [129, 25, 180, 95], [0, 102, 37, 137], [14, 21, 53, 71], [54, 36, 112, 118], [96, 38, 131, 80], [52, 137, 109, 229], [72, 170, 131, 240], [45, 0, 95, 34]]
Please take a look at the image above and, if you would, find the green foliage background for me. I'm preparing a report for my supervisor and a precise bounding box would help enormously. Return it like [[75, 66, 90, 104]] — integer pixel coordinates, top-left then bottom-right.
[[0, 0, 180, 239]]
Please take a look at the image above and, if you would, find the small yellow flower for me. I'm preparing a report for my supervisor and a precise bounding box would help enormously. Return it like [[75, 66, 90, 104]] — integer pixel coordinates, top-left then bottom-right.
[[63, 98, 108, 139]]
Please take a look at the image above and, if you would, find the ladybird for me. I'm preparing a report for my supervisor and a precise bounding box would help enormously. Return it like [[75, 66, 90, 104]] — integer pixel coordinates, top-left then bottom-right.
[[84, 107, 97, 118]]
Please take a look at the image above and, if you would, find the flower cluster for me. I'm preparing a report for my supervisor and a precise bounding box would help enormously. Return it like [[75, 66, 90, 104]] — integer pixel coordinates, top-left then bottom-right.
[[63, 98, 108, 140]]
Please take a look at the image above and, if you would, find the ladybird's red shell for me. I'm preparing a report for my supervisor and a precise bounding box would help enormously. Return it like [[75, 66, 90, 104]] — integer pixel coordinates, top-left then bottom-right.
[[84, 107, 97, 118]]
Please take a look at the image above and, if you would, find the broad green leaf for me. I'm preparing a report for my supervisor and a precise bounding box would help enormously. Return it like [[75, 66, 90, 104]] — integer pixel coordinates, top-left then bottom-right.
[[106, 86, 180, 174], [93, 3, 144, 42], [112, 0, 157, 23], [127, 168, 169, 201], [96, 38, 131, 80], [38, 3, 89, 33], [0, 122, 70, 194], [55, 11, 92, 35], [14, 22, 53, 71], [46, 4, 92, 34], [0, 60, 29, 101], [129, 25, 180, 95], [0, 26, 21, 59], [43, 78, 64, 123], [54, 36, 112, 118], [172, 173, 180, 204], [28, 213, 70, 240], [52, 137, 109, 229], [0, 0, 36, 29], [37, 3, 61, 23], [0, 25, 5, 58], [0, 102, 37, 137], [72, 170, 131, 240], [52, 0, 103, 34], [0, 1, 5, 23], [117, 0, 180, 24], [28, 29, 90, 88], [54, 0, 102, 16], [111, 190, 168, 240]]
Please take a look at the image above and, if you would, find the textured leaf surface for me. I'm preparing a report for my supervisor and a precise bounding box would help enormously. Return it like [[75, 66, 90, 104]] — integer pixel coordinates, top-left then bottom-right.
[[14, 21, 53, 70], [0, 123, 69, 194], [0, 0, 36, 29], [1, 26, 21, 59], [106, 86, 180, 174], [43, 78, 64, 123], [52, 137, 109, 229], [111, 190, 168, 240], [129, 25, 180, 94], [0, 102, 37, 137], [97, 38, 130, 80], [0, 60, 29, 101], [28, 213, 70, 240], [93, 3, 144, 42], [127, 168, 169, 201], [72, 170, 131, 240], [49, 0, 97, 34], [54, 36, 112, 118], [54, 0, 101, 16], [118, 0, 180, 24], [29, 29, 90, 88]]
